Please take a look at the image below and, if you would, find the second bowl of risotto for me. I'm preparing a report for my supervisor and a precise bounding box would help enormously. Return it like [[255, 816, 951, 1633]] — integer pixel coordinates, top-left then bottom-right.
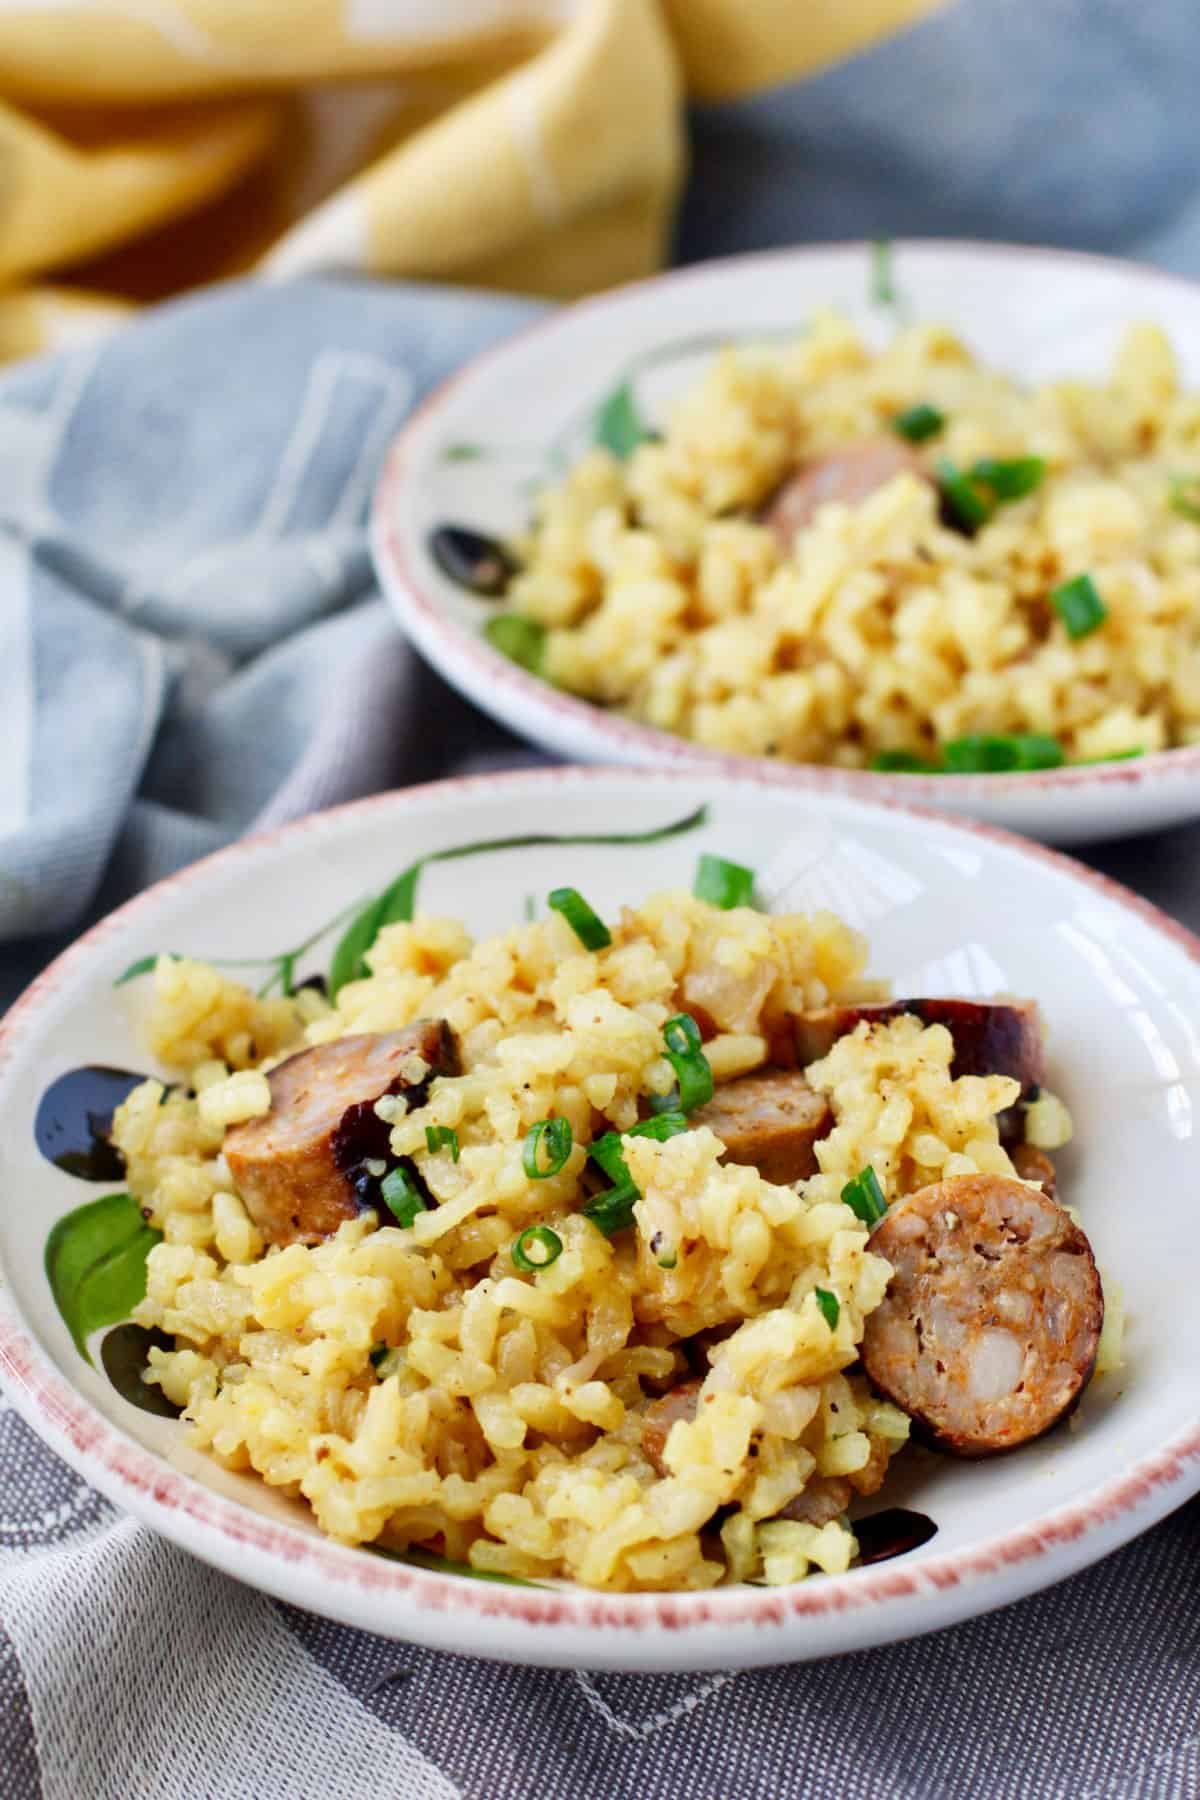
[[373, 241, 1200, 844]]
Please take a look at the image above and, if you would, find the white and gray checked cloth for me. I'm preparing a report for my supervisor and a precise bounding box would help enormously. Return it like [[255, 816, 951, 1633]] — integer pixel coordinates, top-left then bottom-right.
[[8, 11, 1200, 1778]]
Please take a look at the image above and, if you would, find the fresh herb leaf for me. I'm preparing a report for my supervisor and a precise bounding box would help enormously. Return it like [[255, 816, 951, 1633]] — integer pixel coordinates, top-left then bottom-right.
[[970, 456, 1046, 501], [425, 1126, 460, 1161], [522, 1117, 573, 1180], [368, 1544, 540, 1586], [594, 380, 645, 459], [870, 750, 938, 773], [1168, 473, 1200, 521], [1050, 572, 1107, 640], [45, 1193, 161, 1363], [380, 1165, 428, 1228], [870, 238, 897, 307], [511, 1225, 564, 1271], [547, 886, 611, 950], [841, 1165, 887, 1227], [937, 458, 994, 533], [484, 613, 546, 673], [942, 734, 1064, 774], [892, 403, 944, 443], [814, 1287, 840, 1330], [694, 853, 756, 910]]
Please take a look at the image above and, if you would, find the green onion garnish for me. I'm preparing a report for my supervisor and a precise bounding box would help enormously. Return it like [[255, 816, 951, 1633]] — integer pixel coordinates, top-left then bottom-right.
[[694, 853, 756, 910], [936, 458, 994, 532], [841, 1165, 887, 1227], [1168, 474, 1200, 521], [657, 1250, 678, 1269], [425, 1126, 460, 1161], [589, 1113, 691, 1189], [547, 887, 612, 950], [484, 613, 546, 673], [380, 1164, 428, 1228], [892, 403, 945, 444], [511, 1224, 564, 1272], [970, 456, 1046, 501], [662, 1013, 714, 1112], [870, 749, 938, 773], [1077, 746, 1144, 765], [870, 238, 896, 307], [942, 733, 1064, 774], [814, 1288, 840, 1330], [522, 1117, 573, 1180], [1050, 572, 1107, 640], [582, 1183, 639, 1237]]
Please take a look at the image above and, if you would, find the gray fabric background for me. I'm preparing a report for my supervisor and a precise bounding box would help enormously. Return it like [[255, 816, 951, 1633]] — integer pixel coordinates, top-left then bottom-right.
[[5, 6, 1200, 1791]]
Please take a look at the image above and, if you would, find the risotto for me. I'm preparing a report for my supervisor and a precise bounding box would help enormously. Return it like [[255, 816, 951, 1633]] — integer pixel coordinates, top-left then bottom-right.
[[497, 314, 1200, 770], [112, 882, 1107, 1592]]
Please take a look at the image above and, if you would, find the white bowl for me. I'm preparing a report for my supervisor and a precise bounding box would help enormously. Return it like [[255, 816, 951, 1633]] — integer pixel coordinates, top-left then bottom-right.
[[371, 240, 1200, 847], [2, 767, 1199, 1671]]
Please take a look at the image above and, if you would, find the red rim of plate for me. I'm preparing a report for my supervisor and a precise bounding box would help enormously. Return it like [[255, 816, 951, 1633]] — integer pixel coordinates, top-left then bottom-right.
[[371, 237, 1200, 804], [1, 764, 1199, 1643]]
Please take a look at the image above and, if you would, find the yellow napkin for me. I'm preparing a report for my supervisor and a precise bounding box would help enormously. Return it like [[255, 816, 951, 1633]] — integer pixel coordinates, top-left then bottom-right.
[[0, 0, 940, 359]]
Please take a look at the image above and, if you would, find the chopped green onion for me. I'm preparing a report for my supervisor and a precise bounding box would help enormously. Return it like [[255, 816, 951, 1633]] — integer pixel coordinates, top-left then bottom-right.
[[484, 613, 545, 673], [936, 458, 994, 532], [522, 1117, 573, 1180], [870, 238, 896, 307], [1076, 746, 1144, 765], [870, 750, 937, 773], [814, 1287, 840, 1330], [942, 733, 1064, 774], [841, 1165, 887, 1227], [425, 1126, 460, 1161], [1050, 572, 1107, 640], [380, 1164, 428, 1228], [694, 853, 756, 910], [657, 1251, 678, 1270], [511, 1225, 564, 1272], [589, 1113, 691, 1188], [582, 1183, 639, 1237], [547, 886, 612, 950], [662, 1013, 714, 1112], [970, 456, 1046, 501], [1168, 474, 1200, 521], [892, 403, 945, 444]]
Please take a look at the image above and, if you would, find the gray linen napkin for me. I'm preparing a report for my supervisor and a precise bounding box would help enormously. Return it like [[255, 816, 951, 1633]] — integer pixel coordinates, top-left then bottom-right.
[[2, 278, 1200, 1800]]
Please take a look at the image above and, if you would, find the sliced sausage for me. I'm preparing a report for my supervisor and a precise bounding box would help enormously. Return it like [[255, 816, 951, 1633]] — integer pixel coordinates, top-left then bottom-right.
[[793, 998, 1046, 1144], [778, 1476, 851, 1527], [860, 1173, 1103, 1457], [763, 440, 928, 547], [689, 1070, 832, 1185], [641, 1379, 701, 1476], [224, 1021, 458, 1246], [1011, 1142, 1057, 1201]]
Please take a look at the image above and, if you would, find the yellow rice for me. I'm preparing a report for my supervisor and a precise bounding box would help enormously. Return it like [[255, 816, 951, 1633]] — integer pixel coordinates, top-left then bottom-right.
[[509, 314, 1200, 766], [117, 893, 1061, 1591]]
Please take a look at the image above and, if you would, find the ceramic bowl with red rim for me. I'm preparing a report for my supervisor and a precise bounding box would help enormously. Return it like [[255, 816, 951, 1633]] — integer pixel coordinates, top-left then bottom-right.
[[2, 767, 1199, 1670], [371, 240, 1200, 847]]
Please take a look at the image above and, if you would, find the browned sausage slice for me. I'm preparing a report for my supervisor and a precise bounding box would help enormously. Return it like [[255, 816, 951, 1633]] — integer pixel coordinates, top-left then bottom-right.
[[793, 998, 1046, 1143], [763, 440, 928, 547], [860, 1174, 1103, 1457], [224, 1021, 458, 1246], [1011, 1142, 1057, 1201], [641, 1378, 701, 1476], [689, 1070, 832, 1184]]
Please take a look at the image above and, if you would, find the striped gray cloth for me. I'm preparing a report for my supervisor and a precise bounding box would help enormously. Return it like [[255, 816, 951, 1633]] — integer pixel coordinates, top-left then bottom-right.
[[6, 2, 1200, 1780]]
